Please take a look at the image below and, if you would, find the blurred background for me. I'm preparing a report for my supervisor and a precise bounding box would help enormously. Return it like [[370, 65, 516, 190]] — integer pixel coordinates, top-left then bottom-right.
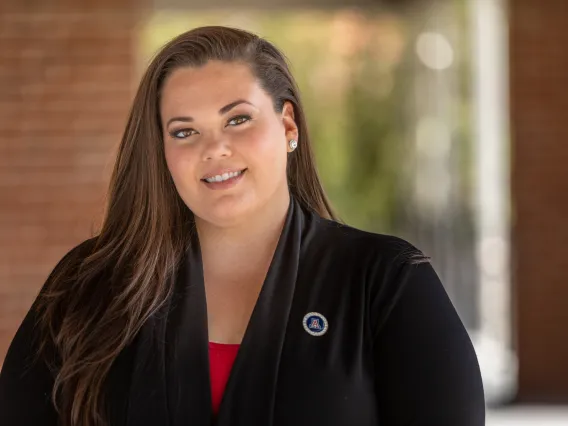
[[1, 0, 567, 424]]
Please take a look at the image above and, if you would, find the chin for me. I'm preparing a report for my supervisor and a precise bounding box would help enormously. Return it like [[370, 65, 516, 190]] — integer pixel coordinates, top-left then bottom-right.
[[196, 194, 257, 228]]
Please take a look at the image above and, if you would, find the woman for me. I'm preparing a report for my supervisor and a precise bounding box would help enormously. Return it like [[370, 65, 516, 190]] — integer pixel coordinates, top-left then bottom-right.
[[0, 26, 485, 426]]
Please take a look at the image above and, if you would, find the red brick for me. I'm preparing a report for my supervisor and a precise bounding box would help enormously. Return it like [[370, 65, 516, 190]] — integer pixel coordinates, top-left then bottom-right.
[[0, 5, 138, 363], [511, 0, 568, 402]]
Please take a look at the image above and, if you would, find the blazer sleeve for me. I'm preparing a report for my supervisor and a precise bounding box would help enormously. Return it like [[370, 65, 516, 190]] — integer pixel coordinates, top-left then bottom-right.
[[0, 299, 58, 426], [371, 260, 486, 426], [0, 238, 97, 425]]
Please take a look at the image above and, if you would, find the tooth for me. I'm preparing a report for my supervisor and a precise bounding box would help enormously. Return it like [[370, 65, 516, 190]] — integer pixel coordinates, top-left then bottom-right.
[[204, 171, 244, 183]]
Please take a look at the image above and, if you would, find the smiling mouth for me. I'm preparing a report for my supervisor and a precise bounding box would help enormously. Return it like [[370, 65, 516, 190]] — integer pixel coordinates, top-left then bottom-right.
[[201, 168, 247, 183]]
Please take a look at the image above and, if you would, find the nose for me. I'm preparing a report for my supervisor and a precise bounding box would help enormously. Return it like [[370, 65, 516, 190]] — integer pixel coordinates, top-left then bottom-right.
[[200, 134, 232, 161]]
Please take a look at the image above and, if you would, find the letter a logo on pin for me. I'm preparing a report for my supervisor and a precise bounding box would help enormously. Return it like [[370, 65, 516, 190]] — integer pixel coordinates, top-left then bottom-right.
[[310, 319, 321, 330], [303, 312, 328, 337]]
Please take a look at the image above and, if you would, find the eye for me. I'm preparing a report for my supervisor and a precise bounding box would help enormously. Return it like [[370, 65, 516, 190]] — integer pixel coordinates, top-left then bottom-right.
[[227, 115, 252, 126], [170, 128, 198, 139]]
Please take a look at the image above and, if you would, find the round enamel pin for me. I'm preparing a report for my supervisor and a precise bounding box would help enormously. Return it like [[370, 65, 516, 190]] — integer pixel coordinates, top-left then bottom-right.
[[302, 312, 328, 337]]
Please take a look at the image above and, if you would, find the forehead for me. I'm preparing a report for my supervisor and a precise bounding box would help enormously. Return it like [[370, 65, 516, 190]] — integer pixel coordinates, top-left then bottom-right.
[[160, 61, 267, 116]]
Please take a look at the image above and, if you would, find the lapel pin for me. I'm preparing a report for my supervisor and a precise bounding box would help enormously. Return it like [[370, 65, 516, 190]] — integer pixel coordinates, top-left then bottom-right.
[[303, 312, 328, 336]]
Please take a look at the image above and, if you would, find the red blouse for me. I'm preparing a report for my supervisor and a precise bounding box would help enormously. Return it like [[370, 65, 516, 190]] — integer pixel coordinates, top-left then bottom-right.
[[208, 342, 240, 415]]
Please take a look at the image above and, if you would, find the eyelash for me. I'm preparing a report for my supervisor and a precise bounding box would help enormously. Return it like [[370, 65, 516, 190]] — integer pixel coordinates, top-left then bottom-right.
[[169, 114, 252, 139], [227, 114, 252, 126]]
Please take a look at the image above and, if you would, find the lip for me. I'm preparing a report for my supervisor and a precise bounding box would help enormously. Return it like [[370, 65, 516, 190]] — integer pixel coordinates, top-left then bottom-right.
[[200, 168, 247, 181], [201, 168, 247, 191]]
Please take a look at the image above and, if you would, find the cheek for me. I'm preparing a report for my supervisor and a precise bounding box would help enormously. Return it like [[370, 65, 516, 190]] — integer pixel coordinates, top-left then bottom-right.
[[164, 143, 198, 190], [245, 123, 287, 170]]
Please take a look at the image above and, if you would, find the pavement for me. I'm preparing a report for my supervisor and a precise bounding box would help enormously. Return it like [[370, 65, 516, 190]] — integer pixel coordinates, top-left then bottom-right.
[[487, 406, 568, 425]]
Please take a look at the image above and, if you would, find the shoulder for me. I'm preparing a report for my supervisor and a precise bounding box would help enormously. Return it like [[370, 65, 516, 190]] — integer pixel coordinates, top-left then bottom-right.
[[41, 237, 100, 288], [310, 215, 429, 269], [308, 215, 437, 329], [52, 237, 99, 272], [31, 236, 100, 325], [0, 237, 98, 371]]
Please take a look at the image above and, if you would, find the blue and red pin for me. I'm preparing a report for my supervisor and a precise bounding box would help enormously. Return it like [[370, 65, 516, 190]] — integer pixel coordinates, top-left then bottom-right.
[[302, 312, 328, 337]]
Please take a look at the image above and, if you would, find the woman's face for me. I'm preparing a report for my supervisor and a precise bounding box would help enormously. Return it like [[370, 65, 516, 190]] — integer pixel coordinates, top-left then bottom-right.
[[160, 60, 298, 227]]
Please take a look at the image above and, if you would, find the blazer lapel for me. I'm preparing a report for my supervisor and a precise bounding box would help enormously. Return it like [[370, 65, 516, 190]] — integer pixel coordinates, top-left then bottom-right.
[[166, 232, 213, 426], [125, 297, 172, 426]]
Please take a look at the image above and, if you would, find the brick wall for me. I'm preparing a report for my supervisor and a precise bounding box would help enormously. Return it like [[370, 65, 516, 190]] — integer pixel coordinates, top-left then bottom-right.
[[511, 0, 568, 402], [0, 6, 140, 363]]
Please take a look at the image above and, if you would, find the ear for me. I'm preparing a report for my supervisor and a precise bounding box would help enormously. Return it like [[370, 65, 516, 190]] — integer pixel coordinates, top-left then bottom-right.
[[281, 101, 299, 152]]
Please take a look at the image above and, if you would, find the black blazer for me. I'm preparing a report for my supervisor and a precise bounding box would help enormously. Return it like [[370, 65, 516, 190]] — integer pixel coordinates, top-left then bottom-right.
[[0, 196, 485, 426]]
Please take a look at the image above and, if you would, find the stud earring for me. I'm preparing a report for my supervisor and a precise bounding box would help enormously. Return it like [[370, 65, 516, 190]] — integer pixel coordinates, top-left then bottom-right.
[[289, 139, 298, 151]]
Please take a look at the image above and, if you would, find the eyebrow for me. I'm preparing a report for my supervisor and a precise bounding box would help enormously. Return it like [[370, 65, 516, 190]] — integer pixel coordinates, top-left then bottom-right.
[[165, 99, 255, 128]]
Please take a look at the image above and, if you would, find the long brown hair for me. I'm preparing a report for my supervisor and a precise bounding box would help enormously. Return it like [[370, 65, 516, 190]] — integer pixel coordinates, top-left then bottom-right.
[[36, 26, 335, 426]]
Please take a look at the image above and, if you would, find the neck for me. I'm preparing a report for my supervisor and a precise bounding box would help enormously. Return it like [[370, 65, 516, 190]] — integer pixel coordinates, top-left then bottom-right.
[[195, 189, 291, 271]]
